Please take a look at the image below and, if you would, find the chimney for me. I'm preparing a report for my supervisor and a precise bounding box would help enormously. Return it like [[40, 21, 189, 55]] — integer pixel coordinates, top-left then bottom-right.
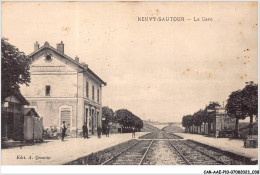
[[57, 41, 64, 53], [34, 41, 39, 51], [80, 62, 88, 68], [75, 56, 79, 63]]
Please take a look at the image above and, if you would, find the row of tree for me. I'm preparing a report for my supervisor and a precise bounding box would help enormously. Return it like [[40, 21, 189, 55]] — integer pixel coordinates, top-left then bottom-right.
[[182, 102, 220, 134], [102, 107, 143, 132], [226, 81, 258, 136], [182, 82, 258, 138]]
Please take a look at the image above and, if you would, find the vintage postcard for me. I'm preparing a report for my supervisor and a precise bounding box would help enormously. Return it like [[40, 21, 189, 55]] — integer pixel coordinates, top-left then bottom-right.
[[1, 1, 259, 174]]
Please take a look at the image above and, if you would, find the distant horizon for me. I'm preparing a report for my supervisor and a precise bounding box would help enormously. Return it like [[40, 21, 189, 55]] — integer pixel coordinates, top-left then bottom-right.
[[142, 118, 253, 124]]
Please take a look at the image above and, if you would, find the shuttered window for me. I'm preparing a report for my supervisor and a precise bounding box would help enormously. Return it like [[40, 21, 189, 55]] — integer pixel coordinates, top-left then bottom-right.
[[92, 86, 95, 101], [86, 82, 89, 98], [60, 108, 71, 127], [97, 89, 100, 103]]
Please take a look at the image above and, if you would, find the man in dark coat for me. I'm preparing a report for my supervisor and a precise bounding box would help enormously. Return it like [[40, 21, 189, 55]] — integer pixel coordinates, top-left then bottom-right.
[[106, 126, 110, 137], [61, 121, 67, 141], [82, 123, 88, 139], [97, 125, 102, 138]]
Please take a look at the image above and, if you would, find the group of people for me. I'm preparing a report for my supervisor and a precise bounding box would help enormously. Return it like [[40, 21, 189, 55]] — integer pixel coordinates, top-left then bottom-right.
[[60, 121, 136, 141], [60, 121, 91, 140], [82, 123, 106, 139]]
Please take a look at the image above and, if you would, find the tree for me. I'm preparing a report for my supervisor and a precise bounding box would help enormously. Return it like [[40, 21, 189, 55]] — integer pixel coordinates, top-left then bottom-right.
[[1, 38, 31, 104], [226, 90, 246, 138], [102, 106, 114, 130], [206, 102, 220, 110], [193, 110, 204, 134], [114, 109, 143, 132], [182, 116, 188, 128], [133, 115, 143, 131], [115, 109, 130, 126], [241, 82, 258, 135], [182, 115, 193, 133]]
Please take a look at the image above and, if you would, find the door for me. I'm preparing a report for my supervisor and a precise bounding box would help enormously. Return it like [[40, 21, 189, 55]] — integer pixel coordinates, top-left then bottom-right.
[[91, 109, 95, 134], [7, 112, 14, 140], [97, 111, 99, 128], [88, 109, 92, 134], [85, 108, 88, 125]]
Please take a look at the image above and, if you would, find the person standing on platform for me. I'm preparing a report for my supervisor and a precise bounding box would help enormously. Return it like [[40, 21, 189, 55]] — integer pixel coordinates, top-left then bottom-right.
[[97, 125, 102, 138], [61, 121, 67, 141], [106, 126, 110, 137], [82, 123, 88, 139], [132, 126, 135, 138]]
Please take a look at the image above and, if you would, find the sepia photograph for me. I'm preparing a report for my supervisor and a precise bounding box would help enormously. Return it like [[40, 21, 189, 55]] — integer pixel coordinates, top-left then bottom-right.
[[0, 1, 259, 174]]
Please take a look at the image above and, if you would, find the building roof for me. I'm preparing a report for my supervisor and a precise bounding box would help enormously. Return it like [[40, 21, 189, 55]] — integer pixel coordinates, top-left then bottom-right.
[[23, 108, 40, 118], [17, 93, 30, 105], [6, 92, 30, 105], [29, 41, 107, 86]]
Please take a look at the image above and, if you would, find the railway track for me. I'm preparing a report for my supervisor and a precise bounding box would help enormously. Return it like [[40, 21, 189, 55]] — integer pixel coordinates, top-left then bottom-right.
[[102, 131, 238, 165], [98, 131, 252, 165], [184, 140, 246, 165], [167, 132, 183, 139], [138, 132, 156, 139], [150, 131, 226, 165], [158, 131, 227, 165], [139, 132, 183, 140], [169, 140, 226, 165], [102, 131, 191, 165], [141, 136, 190, 165], [65, 125, 255, 165], [101, 134, 156, 165]]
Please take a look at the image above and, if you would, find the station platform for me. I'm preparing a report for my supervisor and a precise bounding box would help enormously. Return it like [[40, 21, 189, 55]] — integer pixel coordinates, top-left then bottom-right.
[[174, 132, 258, 162], [1, 132, 148, 165]]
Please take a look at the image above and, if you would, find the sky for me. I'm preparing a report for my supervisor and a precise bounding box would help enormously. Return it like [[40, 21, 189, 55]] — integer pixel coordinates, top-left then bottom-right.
[[2, 1, 258, 122]]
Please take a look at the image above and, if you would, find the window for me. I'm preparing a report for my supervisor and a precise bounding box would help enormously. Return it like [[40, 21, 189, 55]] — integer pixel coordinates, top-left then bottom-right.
[[86, 82, 89, 98], [92, 85, 95, 101], [97, 89, 100, 103], [60, 107, 71, 130], [31, 101, 37, 106], [44, 54, 52, 62], [46, 85, 50, 96], [14, 103, 22, 112], [8, 102, 15, 111]]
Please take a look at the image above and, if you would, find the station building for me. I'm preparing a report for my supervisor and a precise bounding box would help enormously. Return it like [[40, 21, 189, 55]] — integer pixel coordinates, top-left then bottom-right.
[[20, 41, 106, 136], [185, 107, 236, 138], [207, 107, 236, 137]]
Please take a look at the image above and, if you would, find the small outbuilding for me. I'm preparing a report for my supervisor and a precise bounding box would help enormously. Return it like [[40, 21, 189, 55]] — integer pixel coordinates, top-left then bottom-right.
[[2, 93, 29, 141], [2, 93, 42, 142], [23, 108, 43, 141]]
